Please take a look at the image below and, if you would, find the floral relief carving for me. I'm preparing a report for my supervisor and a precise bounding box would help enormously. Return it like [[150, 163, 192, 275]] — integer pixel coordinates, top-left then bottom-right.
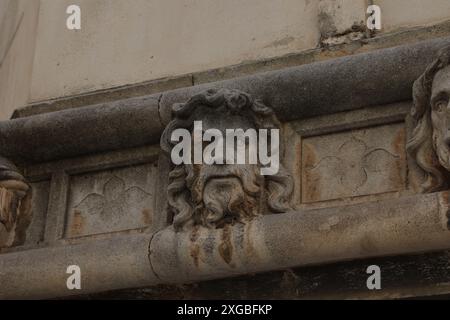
[[74, 176, 151, 219], [302, 125, 406, 203], [305, 137, 399, 193]]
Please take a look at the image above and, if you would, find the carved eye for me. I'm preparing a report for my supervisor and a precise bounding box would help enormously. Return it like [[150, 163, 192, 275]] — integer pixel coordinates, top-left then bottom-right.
[[433, 100, 448, 112]]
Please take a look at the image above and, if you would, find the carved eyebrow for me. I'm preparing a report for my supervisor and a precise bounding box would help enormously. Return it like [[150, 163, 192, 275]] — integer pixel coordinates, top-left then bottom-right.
[[431, 91, 449, 105]]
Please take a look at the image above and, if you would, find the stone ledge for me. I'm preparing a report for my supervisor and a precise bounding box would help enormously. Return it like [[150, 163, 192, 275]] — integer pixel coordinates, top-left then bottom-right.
[[1, 37, 450, 163], [1, 191, 449, 299], [150, 191, 450, 284], [0, 96, 163, 163], [157, 36, 450, 124], [0, 233, 156, 299]]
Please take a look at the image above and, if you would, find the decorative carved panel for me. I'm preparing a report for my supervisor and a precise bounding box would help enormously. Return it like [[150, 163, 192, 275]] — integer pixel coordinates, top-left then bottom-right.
[[302, 123, 406, 203], [65, 163, 157, 238]]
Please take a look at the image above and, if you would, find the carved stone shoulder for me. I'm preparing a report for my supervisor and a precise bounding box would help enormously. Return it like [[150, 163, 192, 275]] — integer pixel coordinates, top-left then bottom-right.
[[0, 156, 32, 248]]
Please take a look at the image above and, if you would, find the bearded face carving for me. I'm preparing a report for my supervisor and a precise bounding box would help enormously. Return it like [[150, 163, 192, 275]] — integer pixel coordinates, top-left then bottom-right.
[[161, 88, 293, 231], [430, 67, 450, 172], [0, 156, 32, 248], [407, 45, 450, 193]]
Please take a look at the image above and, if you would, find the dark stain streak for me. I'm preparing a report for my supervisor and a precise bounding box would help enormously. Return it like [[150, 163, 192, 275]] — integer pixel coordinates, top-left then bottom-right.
[[71, 210, 85, 236], [445, 192, 450, 231], [190, 244, 200, 268], [190, 226, 201, 268], [446, 210, 450, 231], [142, 208, 152, 225], [218, 225, 233, 266]]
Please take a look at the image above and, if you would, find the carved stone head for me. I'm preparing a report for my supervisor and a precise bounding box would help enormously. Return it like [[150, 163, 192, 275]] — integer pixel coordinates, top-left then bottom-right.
[[407, 45, 450, 193], [0, 156, 32, 248], [161, 88, 293, 230]]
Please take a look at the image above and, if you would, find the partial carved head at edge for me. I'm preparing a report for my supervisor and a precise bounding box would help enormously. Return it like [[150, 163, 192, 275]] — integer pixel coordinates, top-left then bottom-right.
[[407, 44, 450, 193]]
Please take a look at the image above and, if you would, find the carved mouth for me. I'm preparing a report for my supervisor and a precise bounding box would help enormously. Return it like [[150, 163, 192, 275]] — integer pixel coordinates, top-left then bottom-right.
[[201, 176, 259, 227], [203, 177, 242, 224]]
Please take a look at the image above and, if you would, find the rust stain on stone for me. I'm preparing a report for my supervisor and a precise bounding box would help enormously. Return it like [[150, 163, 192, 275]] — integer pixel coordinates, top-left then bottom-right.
[[296, 141, 302, 178], [190, 244, 201, 268], [71, 210, 85, 236], [440, 191, 450, 230], [142, 208, 152, 225], [302, 142, 317, 170], [392, 127, 406, 156], [243, 222, 257, 260], [302, 142, 321, 203], [391, 127, 407, 188], [190, 225, 200, 242], [218, 225, 233, 265], [190, 226, 201, 268]]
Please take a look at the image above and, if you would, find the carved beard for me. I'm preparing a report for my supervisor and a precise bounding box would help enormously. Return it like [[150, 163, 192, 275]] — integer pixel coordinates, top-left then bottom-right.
[[187, 164, 262, 228], [433, 130, 450, 171]]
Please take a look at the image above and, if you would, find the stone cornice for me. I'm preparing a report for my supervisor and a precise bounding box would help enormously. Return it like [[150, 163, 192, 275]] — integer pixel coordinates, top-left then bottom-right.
[[13, 19, 450, 119], [1, 37, 450, 163], [1, 191, 449, 299]]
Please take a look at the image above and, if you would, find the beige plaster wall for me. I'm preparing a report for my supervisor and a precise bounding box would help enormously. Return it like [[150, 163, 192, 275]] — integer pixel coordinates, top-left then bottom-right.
[[1, 0, 450, 118], [29, 0, 326, 102], [0, 0, 39, 119], [375, 0, 450, 32]]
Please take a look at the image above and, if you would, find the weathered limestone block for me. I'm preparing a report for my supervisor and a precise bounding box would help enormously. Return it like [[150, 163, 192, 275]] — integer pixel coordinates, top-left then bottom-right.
[[0, 233, 158, 299], [150, 191, 450, 285], [65, 164, 156, 238], [2, 38, 450, 163], [302, 123, 406, 202], [0, 190, 449, 299], [22, 145, 162, 243]]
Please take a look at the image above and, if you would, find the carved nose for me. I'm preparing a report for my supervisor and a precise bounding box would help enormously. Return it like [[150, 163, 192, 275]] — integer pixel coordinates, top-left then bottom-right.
[[445, 135, 450, 146]]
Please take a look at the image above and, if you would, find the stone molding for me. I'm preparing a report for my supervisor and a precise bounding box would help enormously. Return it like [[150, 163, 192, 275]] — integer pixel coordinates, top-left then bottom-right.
[[0, 191, 449, 299], [1, 37, 450, 163]]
